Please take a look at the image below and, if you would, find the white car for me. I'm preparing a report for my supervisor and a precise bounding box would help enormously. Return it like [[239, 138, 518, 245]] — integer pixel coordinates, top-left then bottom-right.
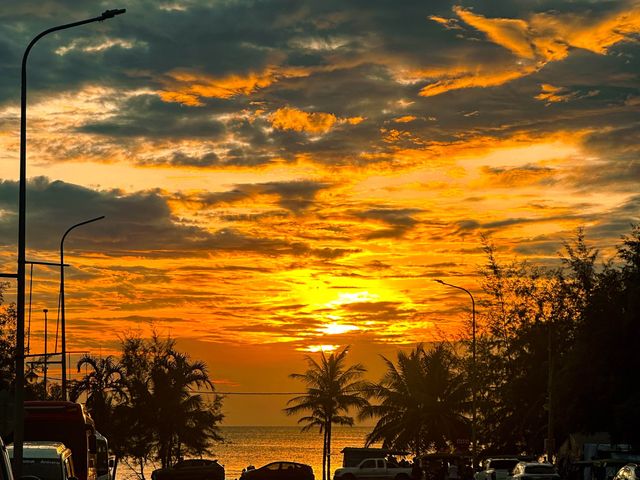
[[475, 458, 520, 480], [613, 464, 639, 480], [508, 462, 559, 480]]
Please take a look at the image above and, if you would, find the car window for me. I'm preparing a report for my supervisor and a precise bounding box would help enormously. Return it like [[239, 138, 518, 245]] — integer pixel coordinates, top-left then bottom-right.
[[524, 466, 555, 475], [493, 461, 519, 471], [22, 458, 64, 480], [361, 460, 376, 469], [266, 463, 280, 471]]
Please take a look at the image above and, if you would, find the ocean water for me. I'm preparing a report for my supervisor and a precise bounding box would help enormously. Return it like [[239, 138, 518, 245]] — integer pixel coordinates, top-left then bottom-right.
[[213, 426, 377, 480], [116, 426, 377, 480]]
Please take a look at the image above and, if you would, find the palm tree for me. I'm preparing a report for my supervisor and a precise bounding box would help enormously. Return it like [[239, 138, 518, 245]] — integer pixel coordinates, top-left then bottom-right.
[[360, 343, 469, 456], [70, 354, 127, 430], [150, 350, 223, 467], [70, 354, 128, 478], [285, 346, 369, 480]]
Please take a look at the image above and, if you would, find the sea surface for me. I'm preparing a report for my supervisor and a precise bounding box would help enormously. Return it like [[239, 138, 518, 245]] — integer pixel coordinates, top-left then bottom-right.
[[117, 426, 377, 480], [214, 426, 378, 480]]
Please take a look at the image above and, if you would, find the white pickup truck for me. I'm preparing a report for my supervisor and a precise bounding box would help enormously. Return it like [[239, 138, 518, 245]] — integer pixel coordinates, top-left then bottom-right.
[[474, 458, 520, 480], [334, 458, 414, 480]]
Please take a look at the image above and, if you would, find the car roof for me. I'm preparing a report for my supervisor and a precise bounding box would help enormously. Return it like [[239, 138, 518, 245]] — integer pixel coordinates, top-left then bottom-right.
[[8, 442, 71, 459], [263, 462, 310, 467]]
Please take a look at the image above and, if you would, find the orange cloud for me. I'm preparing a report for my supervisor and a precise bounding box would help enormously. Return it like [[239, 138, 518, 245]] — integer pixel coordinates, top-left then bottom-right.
[[454, 7, 535, 59], [454, 6, 640, 63], [420, 68, 529, 97], [394, 115, 417, 123], [270, 107, 337, 133], [535, 84, 573, 103], [421, 5, 640, 97], [269, 107, 363, 134], [158, 67, 311, 106], [530, 8, 640, 56], [345, 116, 365, 125]]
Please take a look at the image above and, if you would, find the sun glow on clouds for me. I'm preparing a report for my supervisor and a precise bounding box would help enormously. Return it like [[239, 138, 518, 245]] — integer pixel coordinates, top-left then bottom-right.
[[158, 67, 312, 106], [0, 2, 635, 389], [55, 38, 142, 55], [269, 107, 364, 134], [318, 322, 360, 335], [419, 5, 640, 96], [301, 345, 339, 353], [325, 291, 379, 308]]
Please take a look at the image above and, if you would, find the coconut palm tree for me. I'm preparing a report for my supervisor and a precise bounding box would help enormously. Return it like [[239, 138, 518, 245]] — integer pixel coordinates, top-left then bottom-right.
[[360, 343, 469, 456], [285, 347, 369, 480], [150, 350, 223, 467], [70, 354, 127, 430]]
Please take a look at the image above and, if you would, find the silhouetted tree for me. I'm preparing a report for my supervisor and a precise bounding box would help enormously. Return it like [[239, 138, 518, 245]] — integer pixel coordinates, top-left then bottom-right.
[[70, 353, 127, 470], [361, 343, 468, 455], [150, 349, 223, 467], [471, 233, 590, 453], [285, 347, 369, 480], [555, 225, 640, 447], [0, 283, 15, 393], [117, 333, 224, 473]]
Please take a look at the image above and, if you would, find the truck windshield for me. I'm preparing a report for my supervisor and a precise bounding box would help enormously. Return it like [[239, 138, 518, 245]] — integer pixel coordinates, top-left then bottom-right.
[[524, 466, 555, 475], [21, 459, 64, 480], [492, 461, 519, 471]]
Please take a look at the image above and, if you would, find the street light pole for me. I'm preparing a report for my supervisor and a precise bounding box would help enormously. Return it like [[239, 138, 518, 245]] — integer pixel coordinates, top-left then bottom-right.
[[435, 279, 477, 466], [15, 9, 125, 476], [60, 216, 105, 399]]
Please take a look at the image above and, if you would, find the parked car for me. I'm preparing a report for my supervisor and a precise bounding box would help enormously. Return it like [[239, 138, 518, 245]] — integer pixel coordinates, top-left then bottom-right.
[[508, 463, 559, 480], [8, 442, 76, 480], [240, 461, 314, 480], [333, 458, 412, 480], [151, 459, 224, 480], [613, 464, 639, 480], [475, 459, 520, 480]]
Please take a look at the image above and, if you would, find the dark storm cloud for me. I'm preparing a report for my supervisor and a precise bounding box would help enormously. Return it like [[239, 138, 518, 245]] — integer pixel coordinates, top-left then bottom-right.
[[353, 207, 423, 239], [455, 214, 590, 234], [0, 0, 637, 179], [77, 94, 228, 140], [586, 195, 640, 241], [0, 177, 355, 258], [186, 180, 331, 213], [147, 151, 222, 168]]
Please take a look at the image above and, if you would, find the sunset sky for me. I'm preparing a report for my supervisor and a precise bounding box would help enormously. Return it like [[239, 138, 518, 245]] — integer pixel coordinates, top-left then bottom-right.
[[0, 0, 638, 425]]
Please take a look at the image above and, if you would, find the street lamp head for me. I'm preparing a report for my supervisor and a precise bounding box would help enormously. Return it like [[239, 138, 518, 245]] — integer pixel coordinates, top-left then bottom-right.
[[100, 9, 126, 20]]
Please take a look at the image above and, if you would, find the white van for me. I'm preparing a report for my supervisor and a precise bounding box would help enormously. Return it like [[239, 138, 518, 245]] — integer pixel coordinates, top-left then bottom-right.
[[8, 442, 76, 480]]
